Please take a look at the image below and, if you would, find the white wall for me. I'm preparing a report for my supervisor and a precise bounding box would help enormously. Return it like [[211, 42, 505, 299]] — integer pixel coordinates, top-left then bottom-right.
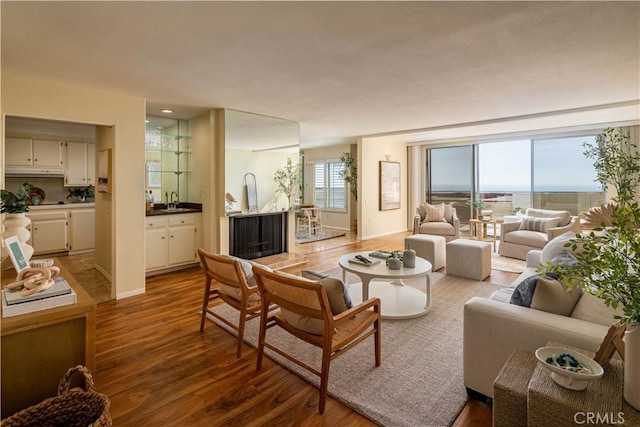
[[358, 137, 409, 241], [2, 73, 146, 299], [301, 143, 353, 231]]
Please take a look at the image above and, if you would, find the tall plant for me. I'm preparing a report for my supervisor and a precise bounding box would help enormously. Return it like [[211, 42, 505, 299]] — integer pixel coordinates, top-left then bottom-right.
[[541, 128, 640, 325], [338, 152, 358, 201], [273, 157, 300, 208]]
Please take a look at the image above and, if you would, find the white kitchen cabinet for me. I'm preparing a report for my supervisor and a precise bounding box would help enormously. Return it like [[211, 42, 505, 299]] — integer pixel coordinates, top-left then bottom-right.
[[146, 213, 200, 274], [65, 141, 96, 187], [69, 208, 95, 253], [27, 210, 68, 255], [145, 218, 169, 271], [5, 137, 63, 168]]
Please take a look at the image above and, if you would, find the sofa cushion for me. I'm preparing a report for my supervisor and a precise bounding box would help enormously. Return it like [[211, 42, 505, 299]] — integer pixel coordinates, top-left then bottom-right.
[[530, 277, 582, 316], [570, 293, 623, 326], [443, 204, 454, 224], [525, 208, 572, 226], [419, 202, 446, 223], [518, 216, 562, 232]]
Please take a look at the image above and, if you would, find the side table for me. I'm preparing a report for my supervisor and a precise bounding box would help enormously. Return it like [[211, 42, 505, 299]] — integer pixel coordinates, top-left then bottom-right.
[[528, 342, 640, 426], [493, 349, 538, 427]]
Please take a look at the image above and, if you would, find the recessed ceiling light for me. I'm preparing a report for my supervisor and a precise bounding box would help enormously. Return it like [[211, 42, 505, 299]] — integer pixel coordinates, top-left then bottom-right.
[[161, 109, 173, 114]]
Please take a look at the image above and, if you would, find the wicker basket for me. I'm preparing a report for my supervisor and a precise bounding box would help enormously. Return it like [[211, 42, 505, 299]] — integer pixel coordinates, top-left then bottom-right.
[[1, 365, 111, 427]]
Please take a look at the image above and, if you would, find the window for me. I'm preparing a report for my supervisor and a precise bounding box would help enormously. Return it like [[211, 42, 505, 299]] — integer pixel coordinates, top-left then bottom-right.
[[313, 161, 346, 210]]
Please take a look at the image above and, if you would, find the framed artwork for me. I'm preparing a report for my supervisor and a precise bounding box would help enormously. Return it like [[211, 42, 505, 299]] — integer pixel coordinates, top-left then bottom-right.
[[98, 149, 112, 194], [3, 235, 29, 273], [379, 161, 401, 210]]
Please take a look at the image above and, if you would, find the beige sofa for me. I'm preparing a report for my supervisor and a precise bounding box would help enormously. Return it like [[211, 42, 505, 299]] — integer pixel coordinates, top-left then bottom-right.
[[498, 208, 581, 260], [463, 247, 620, 400], [413, 203, 460, 242]]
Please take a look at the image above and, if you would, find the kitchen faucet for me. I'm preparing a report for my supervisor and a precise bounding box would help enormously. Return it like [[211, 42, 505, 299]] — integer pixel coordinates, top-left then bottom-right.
[[170, 191, 179, 208]]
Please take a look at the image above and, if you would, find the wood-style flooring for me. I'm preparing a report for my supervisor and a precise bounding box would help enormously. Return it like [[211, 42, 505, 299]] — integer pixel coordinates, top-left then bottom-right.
[[91, 230, 513, 426]]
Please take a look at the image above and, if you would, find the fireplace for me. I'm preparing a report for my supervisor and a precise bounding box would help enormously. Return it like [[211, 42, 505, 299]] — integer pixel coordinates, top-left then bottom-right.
[[229, 211, 288, 260]]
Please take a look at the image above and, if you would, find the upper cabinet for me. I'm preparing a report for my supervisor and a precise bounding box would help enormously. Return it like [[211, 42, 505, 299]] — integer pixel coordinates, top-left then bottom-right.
[[145, 117, 190, 203], [65, 141, 95, 187], [5, 137, 63, 169]]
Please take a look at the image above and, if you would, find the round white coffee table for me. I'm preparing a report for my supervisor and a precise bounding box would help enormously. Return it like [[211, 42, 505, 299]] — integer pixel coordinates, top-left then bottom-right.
[[338, 252, 432, 319]]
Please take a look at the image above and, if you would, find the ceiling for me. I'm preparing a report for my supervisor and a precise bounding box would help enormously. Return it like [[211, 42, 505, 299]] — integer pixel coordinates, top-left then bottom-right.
[[2, 1, 639, 149]]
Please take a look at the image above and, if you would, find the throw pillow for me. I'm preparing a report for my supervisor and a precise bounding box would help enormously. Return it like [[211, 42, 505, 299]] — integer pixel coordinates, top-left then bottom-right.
[[518, 216, 562, 233], [510, 274, 541, 307], [424, 202, 446, 223], [443, 204, 453, 224], [541, 231, 577, 264], [530, 277, 582, 316]]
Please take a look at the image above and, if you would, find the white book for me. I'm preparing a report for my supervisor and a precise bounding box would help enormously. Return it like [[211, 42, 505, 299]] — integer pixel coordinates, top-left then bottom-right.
[[2, 287, 77, 318], [4, 277, 72, 305]]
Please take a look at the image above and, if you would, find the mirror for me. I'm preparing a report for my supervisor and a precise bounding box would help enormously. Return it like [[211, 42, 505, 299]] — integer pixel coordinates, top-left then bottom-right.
[[145, 116, 190, 205], [224, 110, 299, 213]]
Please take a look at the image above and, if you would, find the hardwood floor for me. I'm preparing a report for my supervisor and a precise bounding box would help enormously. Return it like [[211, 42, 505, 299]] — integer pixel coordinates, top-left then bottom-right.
[[94, 231, 512, 426]]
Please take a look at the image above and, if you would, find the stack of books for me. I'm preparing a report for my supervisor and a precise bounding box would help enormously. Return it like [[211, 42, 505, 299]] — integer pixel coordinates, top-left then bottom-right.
[[2, 277, 77, 318]]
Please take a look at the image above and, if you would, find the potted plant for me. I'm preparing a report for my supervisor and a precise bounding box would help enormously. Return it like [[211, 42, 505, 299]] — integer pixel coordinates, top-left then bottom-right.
[[539, 128, 640, 409], [386, 250, 404, 270], [472, 199, 486, 219], [273, 157, 300, 209], [67, 185, 95, 203], [1, 186, 31, 214], [338, 151, 358, 232]]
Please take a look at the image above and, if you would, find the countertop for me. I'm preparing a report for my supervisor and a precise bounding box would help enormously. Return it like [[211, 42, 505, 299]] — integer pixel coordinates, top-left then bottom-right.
[[28, 202, 95, 210], [146, 202, 202, 216]]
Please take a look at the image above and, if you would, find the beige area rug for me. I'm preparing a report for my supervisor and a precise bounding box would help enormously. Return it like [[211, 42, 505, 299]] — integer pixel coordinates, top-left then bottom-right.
[[209, 269, 504, 426], [491, 253, 526, 273]]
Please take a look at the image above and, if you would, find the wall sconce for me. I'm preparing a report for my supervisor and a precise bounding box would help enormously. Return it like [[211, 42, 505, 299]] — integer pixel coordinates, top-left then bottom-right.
[[384, 154, 391, 161]]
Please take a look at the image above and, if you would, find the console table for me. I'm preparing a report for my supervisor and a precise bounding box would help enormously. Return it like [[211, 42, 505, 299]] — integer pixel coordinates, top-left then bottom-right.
[[1, 260, 96, 418]]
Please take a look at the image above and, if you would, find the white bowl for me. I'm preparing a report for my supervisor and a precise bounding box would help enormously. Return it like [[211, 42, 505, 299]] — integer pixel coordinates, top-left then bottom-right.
[[535, 346, 604, 390]]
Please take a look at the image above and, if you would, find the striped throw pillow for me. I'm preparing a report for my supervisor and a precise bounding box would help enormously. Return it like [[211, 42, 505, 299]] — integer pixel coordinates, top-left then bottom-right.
[[518, 216, 562, 232]]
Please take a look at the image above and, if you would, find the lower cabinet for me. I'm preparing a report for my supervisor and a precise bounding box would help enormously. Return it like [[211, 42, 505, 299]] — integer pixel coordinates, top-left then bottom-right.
[[145, 213, 200, 274], [68, 208, 95, 254], [27, 211, 68, 255]]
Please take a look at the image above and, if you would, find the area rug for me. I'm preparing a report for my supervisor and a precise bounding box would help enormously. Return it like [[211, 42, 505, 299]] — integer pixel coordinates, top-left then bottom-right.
[[295, 230, 346, 244], [491, 253, 526, 273], [208, 269, 503, 426]]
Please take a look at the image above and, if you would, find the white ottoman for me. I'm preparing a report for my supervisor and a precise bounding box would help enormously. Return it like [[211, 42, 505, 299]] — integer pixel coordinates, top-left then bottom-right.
[[446, 239, 491, 280], [404, 234, 446, 271]]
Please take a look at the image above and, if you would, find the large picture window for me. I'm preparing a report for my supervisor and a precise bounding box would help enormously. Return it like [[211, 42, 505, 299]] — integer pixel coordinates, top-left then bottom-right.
[[313, 161, 346, 211]]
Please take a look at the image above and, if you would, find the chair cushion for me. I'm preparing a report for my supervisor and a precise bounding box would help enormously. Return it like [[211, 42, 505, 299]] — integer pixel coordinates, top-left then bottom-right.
[[418, 221, 455, 236], [218, 255, 262, 302], [281, 271, 353, 335], [518, 216, 562, 232], [502, 229, 548, 248], [301, 270, 353, 315], [570, 293, 623, 326]]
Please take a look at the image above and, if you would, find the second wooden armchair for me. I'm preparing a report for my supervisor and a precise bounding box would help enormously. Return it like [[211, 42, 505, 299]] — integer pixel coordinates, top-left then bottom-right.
[[252, 266, 381, 413]]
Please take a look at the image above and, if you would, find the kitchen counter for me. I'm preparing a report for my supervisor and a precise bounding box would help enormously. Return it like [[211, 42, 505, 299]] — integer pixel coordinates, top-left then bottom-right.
[[29, 202, 95, 210], [146, 202, 202, 216]]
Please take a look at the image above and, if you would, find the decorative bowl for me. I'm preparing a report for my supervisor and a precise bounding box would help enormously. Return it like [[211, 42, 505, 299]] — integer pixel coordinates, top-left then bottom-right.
[[535, 346, 604, 390]]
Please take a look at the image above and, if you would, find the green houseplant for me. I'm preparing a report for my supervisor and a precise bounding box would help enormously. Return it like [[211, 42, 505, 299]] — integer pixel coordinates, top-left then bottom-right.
[[67, 185, 95, 203], [338, 152, 358, 201], [538, 128, 640, 409], [1, 186, 32, 213], [273, 157, 300, 209]]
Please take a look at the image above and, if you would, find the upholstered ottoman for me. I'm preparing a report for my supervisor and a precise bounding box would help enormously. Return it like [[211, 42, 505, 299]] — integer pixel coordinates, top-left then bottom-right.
[[446, 239, 491, 280], [404, 234, 446, 271]]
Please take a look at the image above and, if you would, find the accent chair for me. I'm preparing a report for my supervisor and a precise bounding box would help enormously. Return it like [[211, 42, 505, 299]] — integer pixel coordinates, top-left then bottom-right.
[[413, 202, 460, 242]]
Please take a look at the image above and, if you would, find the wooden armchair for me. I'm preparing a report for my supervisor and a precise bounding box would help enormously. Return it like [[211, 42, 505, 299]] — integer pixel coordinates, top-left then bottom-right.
[[252, 266, 381, 413], [197, 249, 274, 358]]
